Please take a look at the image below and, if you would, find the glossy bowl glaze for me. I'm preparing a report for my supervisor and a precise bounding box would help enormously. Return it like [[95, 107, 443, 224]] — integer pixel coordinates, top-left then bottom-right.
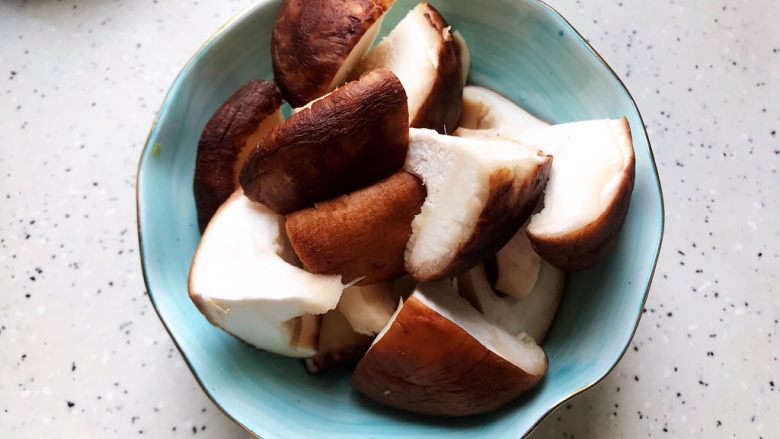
[[137, 1, 664, 437]]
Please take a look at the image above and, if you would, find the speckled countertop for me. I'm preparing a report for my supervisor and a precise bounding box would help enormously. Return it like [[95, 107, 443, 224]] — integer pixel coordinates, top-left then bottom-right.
[[1, 0, 778, 437]]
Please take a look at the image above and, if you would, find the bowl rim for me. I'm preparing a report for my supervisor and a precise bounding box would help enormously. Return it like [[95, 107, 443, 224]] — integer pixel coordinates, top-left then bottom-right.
[[135, 0, 665, 437]]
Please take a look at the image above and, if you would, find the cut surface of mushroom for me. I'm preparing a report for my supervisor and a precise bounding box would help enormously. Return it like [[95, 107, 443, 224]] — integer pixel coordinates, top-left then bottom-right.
[[403, 128, 551, 281], [459, 260, 565, 343], [520, 118, 635, 270], [188, 191, 343, 357], [337, 282, 399, 336], [352, 3, 464, 132]]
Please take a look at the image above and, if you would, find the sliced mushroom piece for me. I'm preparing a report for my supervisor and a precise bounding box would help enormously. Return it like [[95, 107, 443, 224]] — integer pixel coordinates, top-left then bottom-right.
[[188, 191, 343, 357], [272, 0, 395, 106], [459, 259, 565, 343], [352, 280, 547, 416], [519, 118, 636, 271], [304, 308, 373, 373], [352, 3, 464, 132], [194, 80, 283, 230], [492, 227, 541, 299], [286, 171, 425, 285], [337, 283, 399, 336], [403, 128, 552, 281], [240, 69, 409, 214], [454, 91, 635, 270], [455, 85, 548, 138]]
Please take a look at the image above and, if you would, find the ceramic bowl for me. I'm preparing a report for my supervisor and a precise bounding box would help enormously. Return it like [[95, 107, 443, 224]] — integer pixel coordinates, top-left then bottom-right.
[[137, 0, 664, 437]]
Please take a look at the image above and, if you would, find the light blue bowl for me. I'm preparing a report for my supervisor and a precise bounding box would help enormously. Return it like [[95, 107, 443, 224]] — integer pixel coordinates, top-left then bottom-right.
[[136, 1, 664, 437]]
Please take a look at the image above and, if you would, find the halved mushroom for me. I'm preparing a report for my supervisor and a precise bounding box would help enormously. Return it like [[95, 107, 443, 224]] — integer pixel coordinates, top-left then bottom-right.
[[194, 80, 283, 230], [459, 260, 565, 343], [240, 69, 409, 214], [304, 308, 373, 373], [272, 0, 395, 106], [403, 128, 552, 281], [352, 280, 547, 416], [286, 171, 425, 285], [351, 3, 464, 132], [455, 85, 548, 138], [519, 118, 636, 271], [337, 283, 399, 335], [454, 91, 635, 270], [188, 190, 343, 357]]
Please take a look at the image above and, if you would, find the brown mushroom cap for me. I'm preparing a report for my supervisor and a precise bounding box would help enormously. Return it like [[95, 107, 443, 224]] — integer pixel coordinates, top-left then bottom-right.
[[407, 3, 463, 131], [352, 281, 547, 416], [239, 68, 409, 214], [286, 171, 425, 285], [272, 0, 395, 107], [193, 80, 282, 230]]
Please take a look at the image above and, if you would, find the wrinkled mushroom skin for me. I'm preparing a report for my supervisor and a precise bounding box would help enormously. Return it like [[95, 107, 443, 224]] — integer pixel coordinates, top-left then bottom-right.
[[352, 296, 546, 416], [272, 0, 394, 107], [286, 172, 425, 285], [410, 4, 464, 133], [193, 80, 282, 230], [239, 69, 409, 214], [528, 162, 635, 271]]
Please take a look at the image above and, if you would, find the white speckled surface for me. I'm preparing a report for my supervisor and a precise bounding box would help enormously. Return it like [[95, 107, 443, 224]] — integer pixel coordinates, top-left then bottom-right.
[[1, 0, 778, 437]]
